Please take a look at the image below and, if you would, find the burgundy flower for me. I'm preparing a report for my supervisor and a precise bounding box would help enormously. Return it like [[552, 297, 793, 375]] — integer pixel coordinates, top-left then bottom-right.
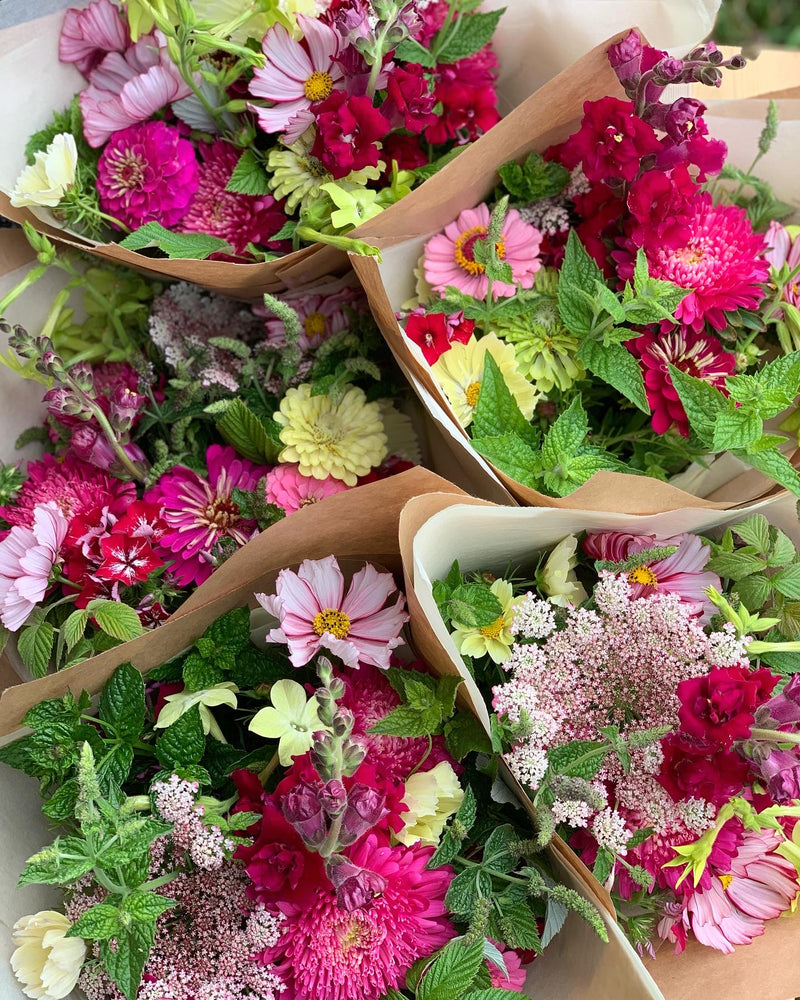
[[311, 93, 390, 179], [607, 29, 644, 90], [380, 133, 428, 171], [677, 666, 778, 749], [764, 675, 800, 726], [382, 63, 437, 133], [326, 855, 387, 912], [571, 183, 625, 275], [339, 783, 387, 846], [760, 748, 800, 802], [566, 97, 661, 184], [425, 78, 499, 145], [624, 164, 697, 255], [659, 734, 749, 805], [404, 309, 474, 365], [282, 779, 328, 848]]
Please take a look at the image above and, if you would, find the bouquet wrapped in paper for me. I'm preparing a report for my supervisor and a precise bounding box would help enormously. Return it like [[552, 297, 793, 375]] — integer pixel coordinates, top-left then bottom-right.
[[0, 472, 662, 1000], [397, 488, 800, 998], [0, 0, 720, 297], [353, 31, 800, 513]]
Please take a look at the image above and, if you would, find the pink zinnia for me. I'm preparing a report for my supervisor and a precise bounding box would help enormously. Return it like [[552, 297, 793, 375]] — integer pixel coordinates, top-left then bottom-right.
[[262, 834, 455, 1000], [146, 444, 269, 587], [249, 15, 345, 143], [628, 328, 737, 437], [583, 530, 721, 620], [423, 203, 542, 301], [256, 555, 408, 669], [179, 140, 290, 257], [265, 464, 348, 514], [59, 0, 127, 78], [0, 503, 68, 631], [256, 286, 364, 352], [645, 193, 769, 331], [96, 120, 198, 231]]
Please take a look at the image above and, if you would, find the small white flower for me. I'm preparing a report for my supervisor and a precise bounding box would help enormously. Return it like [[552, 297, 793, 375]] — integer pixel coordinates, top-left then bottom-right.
[[537, 535, 587, 608], [11, 910, 86, 1000], [154, 682, 239, 742], [249, 678, 329, 766], [395, 761, 464, 847], [11, 134, 78, 209]]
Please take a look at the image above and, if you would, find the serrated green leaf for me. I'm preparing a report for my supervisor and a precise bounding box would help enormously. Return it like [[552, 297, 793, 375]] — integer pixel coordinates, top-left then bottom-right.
[[711, 408, 763, 451], [19, 847, 94, 887], [122, 891, 176, 922], [472, 352, 538, 444], [87, 600, 145, 642], [99, 662, 146, 740], [42, 779, 79, 822], [735, 446, 800, 498], [731, 515, 771, 552], [497, 151, 569, 202], [182, 653, 226, 692], [18, 618, 56, 678], [393, 35, 437, 67], [734, 574, 774, 611], [668, 365, 726, 445], [593, 847, 614, 884], [482, 824, 518, 872], [155, 704, 205, 768], [100, 921, 155, 1000], [436, 8, 505, 63], [97, 744, 134, 795], [444, 867, 494, 916], [68, 903, 123, 941], [547, 740, 608, 780], [773, 564, 800, 599], [558, 231, 604, 337], [368, 702, 443, 738], [541, 896, 568, 948], [491, 902, 542, 951], [578, 340, 649, 413], [216, 399, 281, 465], [541, 396, 588, 469], [444, 712, 493, 760], [119, 222, 234, 260], [770, 529, 797, 567], [472, 433, 540, 488], [226, 149, 271, 195], [62, 609, 90, 652], [448, 583, 503, 629], [706, 551, 767, 580], [436, 675, 463, 720]]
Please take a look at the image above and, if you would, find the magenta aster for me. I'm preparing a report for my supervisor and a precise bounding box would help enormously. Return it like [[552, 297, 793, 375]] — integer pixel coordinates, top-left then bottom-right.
[[423, 203, 542, 301], [644, 193, 769, 331], [179, 140, 290, 256], [262, 834, 455, 1000], [96, 120, 199, 231], [628, 328, 737, 436], [146, 444, 269, 587]]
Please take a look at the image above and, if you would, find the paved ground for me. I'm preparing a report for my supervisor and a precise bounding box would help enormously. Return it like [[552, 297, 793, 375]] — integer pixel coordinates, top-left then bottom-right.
[[0, 0, 71, 29]]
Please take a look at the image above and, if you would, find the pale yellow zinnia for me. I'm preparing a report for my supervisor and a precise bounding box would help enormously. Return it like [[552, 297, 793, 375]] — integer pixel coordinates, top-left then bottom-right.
[[11, 910, 86, 1000], [431, 334, 538, 428], [537, 535, 588, 607], [395, 761, 464, 847], [275, 384, 387, 486], [451, 578, 517, 664], [11, 134, 77, 209]]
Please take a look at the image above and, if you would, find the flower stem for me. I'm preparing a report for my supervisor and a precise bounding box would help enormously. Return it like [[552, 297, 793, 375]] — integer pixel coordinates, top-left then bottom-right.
[[750, 727, 800, 746]]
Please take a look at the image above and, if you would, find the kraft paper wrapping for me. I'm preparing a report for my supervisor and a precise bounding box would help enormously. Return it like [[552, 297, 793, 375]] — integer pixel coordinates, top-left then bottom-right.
[[0, 2, 719, 297], [351, 82, 800, 512], [398, 489, 800, 1000], [0, 466, 663, 1000]]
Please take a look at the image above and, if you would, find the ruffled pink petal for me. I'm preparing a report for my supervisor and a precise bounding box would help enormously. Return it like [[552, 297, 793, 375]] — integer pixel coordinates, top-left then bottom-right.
[[317, 633, 360, 669], [252, 101, 311, 136], [80, 90, 137, 147], [121, 64, 190, 119], [0, 585, 36, 632], [260, 23, 314, 84], [87, 49, 141, 92], [341, 563, 397, 620], [297, 555, 345, 614]]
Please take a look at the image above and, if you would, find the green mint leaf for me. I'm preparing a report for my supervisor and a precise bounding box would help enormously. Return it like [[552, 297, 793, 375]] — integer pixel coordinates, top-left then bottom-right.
[[444, 711, 492, 760], [62, 609, 90, 652], [216, 398, 282, 465], [99, 818, 171, 869], [482, 823, 518, 873], [541, 395, 588, 469], [436, 675, 463, 720], [367, 700, 443, 738], [119, 223, 234, 260], [384, 664, 437, 700], [202, 606, 251, 652], [182, 653, 226, 692], [87, 599, 145, 642], [100, 921, 155, 1000], [472, 352, 539, 444], [593, 281, 626, 324], [754, 350, 800, 402], [18, 615, 56, 678], [155, 704, 205, 769], [68, 903, 123, 941], [19, 843, 94, 887], [547, 740, 608, 780], [393, 36, 437, 67], [734, 445, 800, 498], [497, 151, 569, 202], [99, 662, 146, 741], [557, 231, 604, 337], [577, 340, 649, 413], [472, 433, 541, 488], [489, 902, 542, 952], [42, 779, 79, 822], [711, 407, 763, 451], [225, 149, 271, 196], [443, 869, 493, 919], [461, 989, 526, 1000], [592, 847, 615, 884], [122, 891, 176, 922], [448, 583, 503, 629], [435, 8, 505, 63], [667, 365, 726, 445], [229, 644, 289, 689]]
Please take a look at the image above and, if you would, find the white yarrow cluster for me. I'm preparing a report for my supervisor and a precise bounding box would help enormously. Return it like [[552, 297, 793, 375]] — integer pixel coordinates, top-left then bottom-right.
[[591, 807, 631, 856], [510, 593, 557, 639]]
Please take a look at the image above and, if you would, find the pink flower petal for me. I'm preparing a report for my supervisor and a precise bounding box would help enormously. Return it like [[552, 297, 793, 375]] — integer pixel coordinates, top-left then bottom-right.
[[296, 555, 345, 614], [341, 563, 397, 620]]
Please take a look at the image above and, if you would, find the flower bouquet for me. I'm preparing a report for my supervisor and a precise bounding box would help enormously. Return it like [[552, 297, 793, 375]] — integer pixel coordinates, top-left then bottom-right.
[[353, 31, 800, 514], [0, 540, 666, 1000], [0, 1, 721, 297], [0, 225, 421, 680], [397, 489, 800, 996]]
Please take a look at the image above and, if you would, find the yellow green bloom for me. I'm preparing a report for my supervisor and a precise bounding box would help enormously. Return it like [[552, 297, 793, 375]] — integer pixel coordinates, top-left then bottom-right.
[[395, 761, 464, 847], [319, 180, 384, 231], [537, 535, 587, 607], [249, 678, 329, 766], [154, 682, 239, 742], [451, 578, 517, 664]]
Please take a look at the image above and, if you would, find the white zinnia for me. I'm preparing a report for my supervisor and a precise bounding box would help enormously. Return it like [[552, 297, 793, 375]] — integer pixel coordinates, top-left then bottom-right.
[[11, 134, 78, 209], [395, 761, 464, 847], [11, 910, 86, 1000], [537, 534, 587, 608]]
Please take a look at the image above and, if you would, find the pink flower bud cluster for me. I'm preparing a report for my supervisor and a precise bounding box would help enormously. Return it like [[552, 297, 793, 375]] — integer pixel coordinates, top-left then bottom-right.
[[153, 774, 235, 871]]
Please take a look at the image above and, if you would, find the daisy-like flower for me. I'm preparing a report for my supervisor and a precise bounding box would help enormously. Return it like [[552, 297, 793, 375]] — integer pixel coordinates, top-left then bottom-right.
[[265, 464, 349, 514], [249, 15, 345, 143], [249, 678, 330, 765], [256, 285, 364, 352], [451, 578, 517, 664], [145, 444, 269, 587], [11, 910, 86, 1000], [0, 503, 68, 632], [11, 134, 78, 209], [628, 328, 737, 437], [423, 203, 542, 300], [431, 334, 537, 428], [59, 0, 127, 76], [154, 682, 239, 742], [537, 534, 588, 607], [645, 193, 769, 332], [256, 555, 408, 669], [267, 135, 331, 214], [274, 384, 387, 486]]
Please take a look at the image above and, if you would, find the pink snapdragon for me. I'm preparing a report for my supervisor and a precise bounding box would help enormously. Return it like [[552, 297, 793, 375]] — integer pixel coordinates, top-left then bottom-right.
[[0, 503, 68, 631]]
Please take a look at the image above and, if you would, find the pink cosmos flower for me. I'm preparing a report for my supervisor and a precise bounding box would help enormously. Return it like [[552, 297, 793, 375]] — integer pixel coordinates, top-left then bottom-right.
[[59, 0, 128, 77], [145, 444, 269, 587], [179, 140, 290, 257], [256, 286, 364, 352], [96, 121, 199, 230], [764, 220, 800, 310], [583, 530, 721, 620], [80, 33, 192, 148], [265, 464, 348, 514], [645, 193, 769, 331], [256, 555, 408, 669], [261, 834, 455, 1000], [0, 503, 68, 631], [249, 16, 345, 143], [424, 203, 542, 301]]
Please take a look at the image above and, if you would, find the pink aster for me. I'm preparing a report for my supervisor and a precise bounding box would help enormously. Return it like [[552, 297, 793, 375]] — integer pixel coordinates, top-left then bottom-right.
[[0, 503, 68, 631], [423, 203, 542, 301], [644, 193, 769, 331], [256, 286, 364, 352], [145, 444, 269, 587], [179, 140, 290, 257], [628, 328, 737, 437], [262, 834, 455, 1000], [59, 0, 128, 78], [265, 464, 348, 514], [256, 555, 408, 669], [583, 530, 721, 620], [249, 15, 345, 143]]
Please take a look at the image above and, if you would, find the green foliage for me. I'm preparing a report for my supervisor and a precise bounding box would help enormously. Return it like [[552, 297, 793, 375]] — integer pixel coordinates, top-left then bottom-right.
[[215, 398, 283, 465], [368, 665, 462, 738], [120, 223, 234, 260], [498, 152, 569, 203], [226, 149, 272, 196], [155, 704, 206, 769]]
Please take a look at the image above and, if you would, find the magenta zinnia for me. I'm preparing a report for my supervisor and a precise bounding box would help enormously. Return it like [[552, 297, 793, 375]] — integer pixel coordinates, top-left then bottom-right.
[[146, 444, 269, 587], [96, 120, 199, 231]]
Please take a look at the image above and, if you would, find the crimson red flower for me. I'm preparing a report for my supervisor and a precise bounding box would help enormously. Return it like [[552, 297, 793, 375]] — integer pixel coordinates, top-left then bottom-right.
[[311, 92, 390, 179], [658, 734, 749, 806], [113, 501, 168, 542], [383, 63, 437, 133], [96, 533, 162, 586], [677, 666, 778, 749], [565, 97, 661, 184], [571, 183, 625, 275], [425, 79, 499, 145], [624, 164, 698, 256], [404, 310, 474, 365], [380, 133, 427, 171]]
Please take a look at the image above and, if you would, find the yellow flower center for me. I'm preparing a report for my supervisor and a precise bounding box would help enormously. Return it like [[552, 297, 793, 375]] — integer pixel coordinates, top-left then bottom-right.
[[465, 381, 482, 408], [479, 615, 505, 639], [313, 608, 351, 639], [453, 225, 506, 276], [304, 311, 327, 339], [627, 565, 658, 587], [304, 70, 334, 102], [719, 873, 733, 891]]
